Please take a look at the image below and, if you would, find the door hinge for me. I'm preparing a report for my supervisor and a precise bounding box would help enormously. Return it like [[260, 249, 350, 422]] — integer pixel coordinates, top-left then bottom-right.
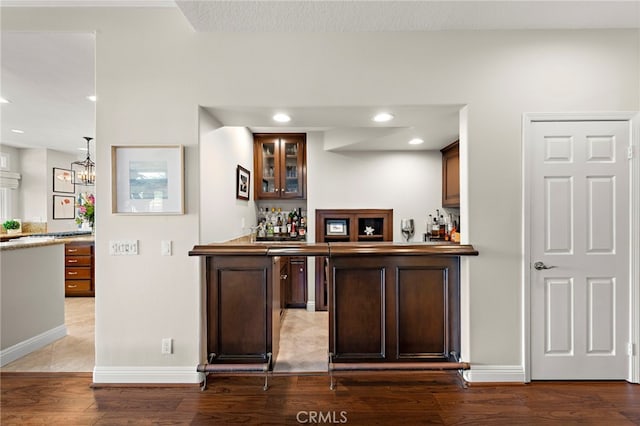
[[628, 342, 636, 356], [628, 146, 634, 160]]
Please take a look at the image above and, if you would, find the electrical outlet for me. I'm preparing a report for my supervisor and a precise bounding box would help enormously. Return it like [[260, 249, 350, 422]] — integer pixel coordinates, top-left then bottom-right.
[[161, 338, 173, 354]]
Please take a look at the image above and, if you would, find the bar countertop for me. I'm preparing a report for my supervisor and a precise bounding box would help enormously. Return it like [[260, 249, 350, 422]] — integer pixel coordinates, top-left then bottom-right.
[[189, 241, 478, 257]]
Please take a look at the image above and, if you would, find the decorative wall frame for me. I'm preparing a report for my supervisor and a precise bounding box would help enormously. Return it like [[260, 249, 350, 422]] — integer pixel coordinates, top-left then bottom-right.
[[53, 167, 75, 193], [236, 165, 250, 201], [112, 145, 184, 214], [53, 195, 76, 219]]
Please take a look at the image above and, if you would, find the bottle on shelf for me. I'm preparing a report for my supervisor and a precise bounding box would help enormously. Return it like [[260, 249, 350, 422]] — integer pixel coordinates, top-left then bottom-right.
[[431, 217, 440, 239]]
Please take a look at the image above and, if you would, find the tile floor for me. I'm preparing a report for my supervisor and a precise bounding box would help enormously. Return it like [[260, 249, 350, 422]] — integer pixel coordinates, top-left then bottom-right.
[[1, 299, 328, 373], [1, 297, 95, 372], [274, 308, 329, 373]]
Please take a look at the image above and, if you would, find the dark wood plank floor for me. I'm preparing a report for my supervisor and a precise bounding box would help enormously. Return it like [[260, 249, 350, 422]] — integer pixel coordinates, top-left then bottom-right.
[[2, 372, 639, 425]]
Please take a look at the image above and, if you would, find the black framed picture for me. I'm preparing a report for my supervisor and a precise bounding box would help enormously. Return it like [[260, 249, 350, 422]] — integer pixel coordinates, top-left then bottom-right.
[[236, 165, 250, 201], [53, 167, 75, 193]]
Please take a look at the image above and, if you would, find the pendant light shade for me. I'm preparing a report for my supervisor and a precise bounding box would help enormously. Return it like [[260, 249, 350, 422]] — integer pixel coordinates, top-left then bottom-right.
[[71, 137, 95, 186]]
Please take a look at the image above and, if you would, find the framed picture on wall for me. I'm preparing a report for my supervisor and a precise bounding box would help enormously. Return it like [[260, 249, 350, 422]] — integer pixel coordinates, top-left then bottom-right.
[[53, 195, 76, 219], [236, 165, 250, 201], [112, 145, 184, 214], [53, 167, 75, 193]]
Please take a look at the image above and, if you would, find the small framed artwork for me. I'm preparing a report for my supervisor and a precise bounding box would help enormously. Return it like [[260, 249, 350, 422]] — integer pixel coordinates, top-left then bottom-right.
[[236, 165, 250, 201], [112, 145, 184, 214], [53, 195, 76, 219], [326, 219, 348, 236], [53, 167, 75, 193]]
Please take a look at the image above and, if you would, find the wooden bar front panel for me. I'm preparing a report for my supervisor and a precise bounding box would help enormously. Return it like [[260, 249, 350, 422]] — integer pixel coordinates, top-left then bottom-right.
[[207, 256, 274, 363], [396, 267, 447, 359], [329, 256, 460, 364], [332, 267, 385, 360]]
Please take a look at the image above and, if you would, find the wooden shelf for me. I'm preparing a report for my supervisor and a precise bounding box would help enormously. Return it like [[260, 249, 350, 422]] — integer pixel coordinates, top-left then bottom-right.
[[357, 235, 384, 241]]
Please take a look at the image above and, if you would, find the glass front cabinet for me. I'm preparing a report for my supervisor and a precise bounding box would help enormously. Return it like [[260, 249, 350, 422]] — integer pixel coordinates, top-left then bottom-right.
[[254, 133, 306, 200]]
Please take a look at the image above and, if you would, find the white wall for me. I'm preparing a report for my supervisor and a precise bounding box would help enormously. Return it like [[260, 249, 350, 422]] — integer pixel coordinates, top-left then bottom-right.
[[0, 145, 22, 220], [3, 7, 638, 382], [19, 149, 47, 222], [307, 132, 443, 245], [199, 123, 256, 243], [8, 147, 81, 229], [47, 149, 83, 232]]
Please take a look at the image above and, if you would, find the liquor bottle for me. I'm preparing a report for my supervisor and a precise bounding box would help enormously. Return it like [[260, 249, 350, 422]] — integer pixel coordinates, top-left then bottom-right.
[[439, 214, 446, 238], [431, 217, 440, 239], [299, 211, 306, 238], [275, 213, 282, 235]]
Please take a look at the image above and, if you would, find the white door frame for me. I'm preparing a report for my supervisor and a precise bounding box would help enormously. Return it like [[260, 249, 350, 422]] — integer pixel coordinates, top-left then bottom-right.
[[523, 112, 640, 383]]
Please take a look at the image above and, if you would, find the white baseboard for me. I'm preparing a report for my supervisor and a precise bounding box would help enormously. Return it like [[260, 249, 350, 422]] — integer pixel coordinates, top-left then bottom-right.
[[93, 366, 201, 384], [463, 365, 525, 383], [306, 301, 316, 311], [0, 324, 67, 367]]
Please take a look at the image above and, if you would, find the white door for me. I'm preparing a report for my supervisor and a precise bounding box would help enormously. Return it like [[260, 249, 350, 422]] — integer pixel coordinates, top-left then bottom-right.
[[530, 120, 630, 379]]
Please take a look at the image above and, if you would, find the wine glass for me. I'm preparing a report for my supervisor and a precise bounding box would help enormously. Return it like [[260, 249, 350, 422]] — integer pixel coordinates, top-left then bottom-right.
[[400, 219, 415, 242]]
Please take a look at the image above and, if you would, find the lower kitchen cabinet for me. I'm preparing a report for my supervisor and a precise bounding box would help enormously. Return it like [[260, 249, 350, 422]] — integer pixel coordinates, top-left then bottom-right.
[[286, 257, 307, 308], [64, 241, 94, 297]]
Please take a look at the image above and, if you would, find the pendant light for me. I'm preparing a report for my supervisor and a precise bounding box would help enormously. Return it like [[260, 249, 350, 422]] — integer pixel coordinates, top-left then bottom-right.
[[71, 136, 96, 186]]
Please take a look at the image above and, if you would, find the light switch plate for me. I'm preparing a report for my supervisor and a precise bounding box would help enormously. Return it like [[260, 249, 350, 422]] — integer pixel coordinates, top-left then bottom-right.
[[109, 240, 139, 255], [161, 240, 172, 256]]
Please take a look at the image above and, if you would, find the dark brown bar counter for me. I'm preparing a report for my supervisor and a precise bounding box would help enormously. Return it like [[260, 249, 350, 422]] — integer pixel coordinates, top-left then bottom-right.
[[189, 242, 478, 378]]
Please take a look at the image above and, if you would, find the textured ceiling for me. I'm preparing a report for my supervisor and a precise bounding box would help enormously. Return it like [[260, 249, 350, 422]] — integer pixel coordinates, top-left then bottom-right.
[[176, 1, 640, 32], [1, 1, 638, 155]]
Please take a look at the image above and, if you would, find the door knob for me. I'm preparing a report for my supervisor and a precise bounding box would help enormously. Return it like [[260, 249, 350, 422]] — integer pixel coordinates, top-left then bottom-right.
[[534, 261, 556, 270]]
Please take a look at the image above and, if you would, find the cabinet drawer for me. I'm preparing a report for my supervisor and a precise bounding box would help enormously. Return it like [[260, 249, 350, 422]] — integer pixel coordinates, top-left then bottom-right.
[[65, 256, 92, 267], [65, 245, 92, 256], [65, 267, 92, 279], [65, 280, 92, 293]]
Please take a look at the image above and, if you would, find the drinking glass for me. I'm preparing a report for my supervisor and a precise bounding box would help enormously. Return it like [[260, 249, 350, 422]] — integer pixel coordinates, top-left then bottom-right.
[[400, 219, 415, 242]]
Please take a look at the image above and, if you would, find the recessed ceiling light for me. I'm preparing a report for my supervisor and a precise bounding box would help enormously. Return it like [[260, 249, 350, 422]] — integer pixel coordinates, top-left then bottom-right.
[[0, 98, 10, 104], [372, 112, 394, 123], [87, 95, 97, 102], [408, 138, 424, 145], [11, 129, 24, 134], [273, 113, 291, 123]]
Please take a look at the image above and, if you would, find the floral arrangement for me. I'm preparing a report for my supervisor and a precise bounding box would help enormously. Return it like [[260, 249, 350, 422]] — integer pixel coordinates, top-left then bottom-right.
[[76, 192, 95, 227]]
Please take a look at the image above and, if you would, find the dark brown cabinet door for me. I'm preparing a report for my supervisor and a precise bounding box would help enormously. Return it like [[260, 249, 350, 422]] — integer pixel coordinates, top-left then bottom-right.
[[441, 140, 460, 207], [329, 255, 460, 364], [315, 209, 393, 311], [286, 257, 307, 308], [254, 133, 306, 200]]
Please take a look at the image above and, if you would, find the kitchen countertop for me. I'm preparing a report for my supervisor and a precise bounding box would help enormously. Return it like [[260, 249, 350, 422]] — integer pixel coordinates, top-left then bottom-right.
[[189, 241, 478, 257], [0, 235, 94, 251]]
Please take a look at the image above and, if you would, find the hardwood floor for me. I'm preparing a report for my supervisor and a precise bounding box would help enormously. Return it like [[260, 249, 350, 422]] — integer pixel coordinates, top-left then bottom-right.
[[2, 372, 639, 425]]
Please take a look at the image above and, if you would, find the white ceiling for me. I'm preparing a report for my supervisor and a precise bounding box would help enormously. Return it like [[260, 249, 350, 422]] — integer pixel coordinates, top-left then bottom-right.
[[1, 1, 638, 154], [176, 1, 640, 32]]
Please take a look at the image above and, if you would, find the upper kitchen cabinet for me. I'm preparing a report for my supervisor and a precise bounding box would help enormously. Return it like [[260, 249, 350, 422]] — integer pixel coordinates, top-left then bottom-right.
[[254, 133, 306, 200], [441, 140, 460, 208]]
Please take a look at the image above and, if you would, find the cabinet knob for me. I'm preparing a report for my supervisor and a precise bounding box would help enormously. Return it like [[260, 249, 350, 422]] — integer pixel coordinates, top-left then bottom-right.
[[67, 284, 77, 288], [67, 259, 78, 263], [68, 271, 78, 275], [281, 274, 288, 280], [68, 249, 78, 253]]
